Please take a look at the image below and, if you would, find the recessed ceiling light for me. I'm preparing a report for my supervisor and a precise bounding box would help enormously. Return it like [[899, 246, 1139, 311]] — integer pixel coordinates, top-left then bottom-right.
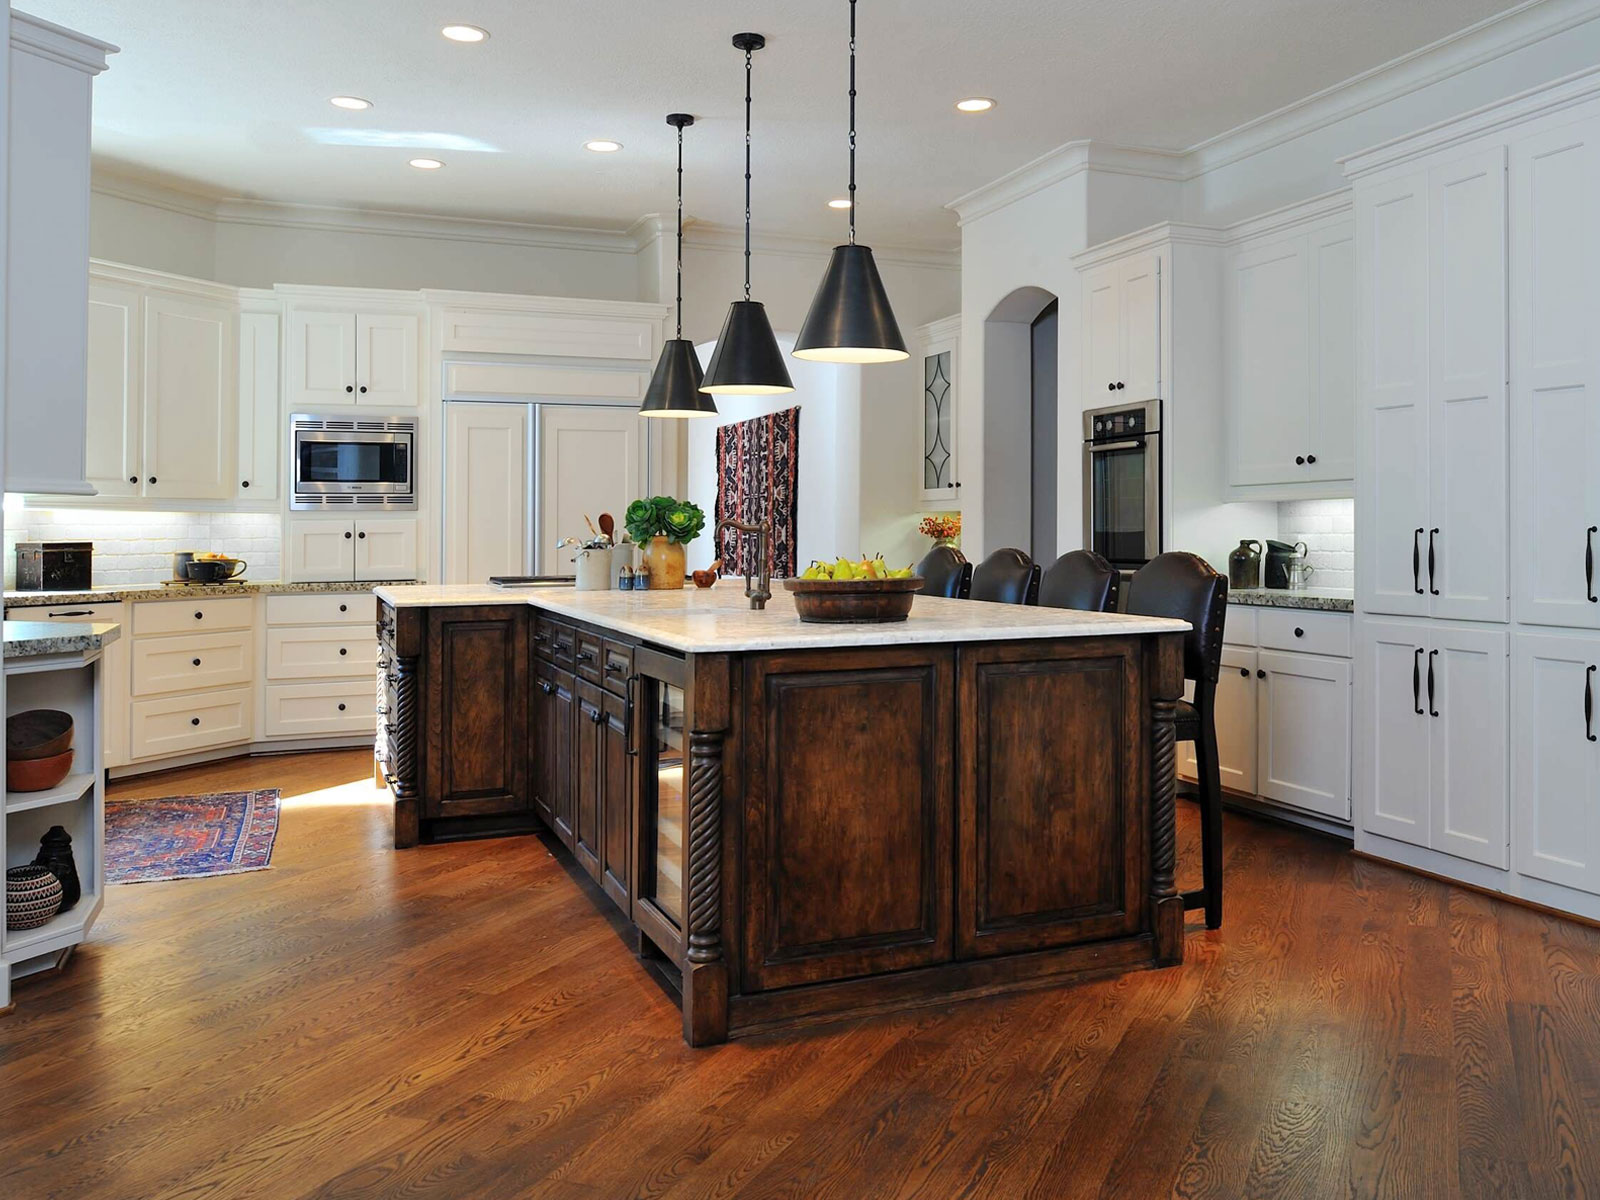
[[329, 96, 372, 111], [441, 24, 489, 43], [828, 198, 853, 209], [408, 158, 445, 170], [955, 97, 996, 113], [584, 139, 623, 154]]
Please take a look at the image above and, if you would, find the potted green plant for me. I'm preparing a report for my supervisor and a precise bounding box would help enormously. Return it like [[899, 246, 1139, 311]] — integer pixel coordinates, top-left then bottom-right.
[[624, 496, 706, 589]]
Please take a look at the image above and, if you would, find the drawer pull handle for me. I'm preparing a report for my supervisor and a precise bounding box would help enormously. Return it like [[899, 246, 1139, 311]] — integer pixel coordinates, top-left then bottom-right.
[[605, 661, 624, 674], [339, 604, 348, 613], [1412, 648, 1424, 716], [339, 647, 348, 656], [576, 650, 596, 663], [1587, 665, 1596, 743], [192, 658, 202, 667], [195, 611, 204, 620], [48, 609, 94, 618], [1293, 627, 1304, 638], [1427, 649, 1439, 717], [190, 717, 200, 727], [338, 703, 347, 712], [540, 681, 555, 695]]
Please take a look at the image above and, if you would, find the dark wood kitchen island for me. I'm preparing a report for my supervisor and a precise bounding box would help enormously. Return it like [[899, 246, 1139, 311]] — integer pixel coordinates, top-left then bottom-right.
[[375, 584, 1190, 1046]]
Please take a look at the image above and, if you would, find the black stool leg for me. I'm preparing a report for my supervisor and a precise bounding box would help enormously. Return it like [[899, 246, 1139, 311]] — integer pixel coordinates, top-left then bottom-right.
[[1194, 721, 1223, 929]]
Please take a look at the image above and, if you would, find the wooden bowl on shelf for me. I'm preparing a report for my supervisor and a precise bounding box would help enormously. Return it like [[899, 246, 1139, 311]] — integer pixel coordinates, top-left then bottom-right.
[[7, 748, 76, 794], [7, 709, 74, 761], [783, 577, 924, 623]]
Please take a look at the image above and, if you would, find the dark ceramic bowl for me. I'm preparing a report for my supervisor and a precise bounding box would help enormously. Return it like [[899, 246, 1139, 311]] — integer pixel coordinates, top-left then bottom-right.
[[7, 709, 74, 761], [7, 748, 75, 793], [783, 577, 924, 623]]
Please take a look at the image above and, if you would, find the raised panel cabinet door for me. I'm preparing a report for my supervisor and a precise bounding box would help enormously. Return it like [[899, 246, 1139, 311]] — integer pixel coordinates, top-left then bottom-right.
[[1307, 220, 1356, 482], [536, 405, 646, 574], [1356, 172, 1431, 618], [598, 688, 633, 911], [1428, 626, 1508, 868], [1255, 650, 1352, 821], [288, 519, 355, 582], [355, 313, 420, 406], [1119, 252, 1162, 399], [530, 662, 556, 831], [958, 639, 1144, 958], [1082, 263, 1122, 396], [354, 518, 418, 582], [1513, 633, 1600, 894], [236, 310, 280, 500], [1356, 619, 1431, 847], [534, 664, 577, 848], [287, 309, 356, 406], [1427, 148, 1509, 623], [444, 402, 529, 583], [741, 647, 954, 990], [422, 606, 529, 820], [572, 678, 604, 880], [84, 281, 143, 497], [1512, 120, 1600, 630], [142, 292, 234, 500], [1227, 236, 1311, 486]]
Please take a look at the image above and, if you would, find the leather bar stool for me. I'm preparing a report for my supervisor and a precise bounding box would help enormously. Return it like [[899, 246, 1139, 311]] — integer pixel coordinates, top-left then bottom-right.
[[1037, 549, 1120, 612], [917, 545, 973, 599], [969, 548, 1042, 605], [1125, 551, 1229, 929]]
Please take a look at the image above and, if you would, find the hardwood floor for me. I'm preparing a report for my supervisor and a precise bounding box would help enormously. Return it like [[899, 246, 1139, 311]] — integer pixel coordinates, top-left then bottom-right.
[[3, 749, 1598, 1199]]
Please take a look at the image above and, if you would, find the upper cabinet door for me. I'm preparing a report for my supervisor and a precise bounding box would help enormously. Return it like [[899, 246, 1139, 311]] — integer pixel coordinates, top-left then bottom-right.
[[1513, 120, 1600, 630], [288, 519, 355, 582], [354, 517, 419, 582], [444, 402, 529, 583], [1081, 264, 1122, 398], [1227, 236, 1311, 486], [236, 310, 280, 500], [1427, 149, 1509, 624], [287, 310, 356, 407], [84, 281, 143, 498], [917, 321, 959, 505], [536, 405, 645, 575], [355, 313, 420, 406], [1513, 632, 1600, 895], [1118, 253, 1162, 399], [141, 292, 234, 501], [1356, 173, 1431, 618], [1427, 626, 1508, 868], [1306, 222, 1356, 482]]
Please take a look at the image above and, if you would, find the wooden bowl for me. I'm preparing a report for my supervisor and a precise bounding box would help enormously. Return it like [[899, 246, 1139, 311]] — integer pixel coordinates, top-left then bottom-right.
[[7, 748, 75, 793], [783, 577, 924, 623], [7, 709, 74, 761]]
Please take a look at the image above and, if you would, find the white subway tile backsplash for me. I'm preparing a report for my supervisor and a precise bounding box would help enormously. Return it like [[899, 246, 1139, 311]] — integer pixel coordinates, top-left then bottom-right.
[[1276, 498, 1356, 590], [6, 507, 282, 588]]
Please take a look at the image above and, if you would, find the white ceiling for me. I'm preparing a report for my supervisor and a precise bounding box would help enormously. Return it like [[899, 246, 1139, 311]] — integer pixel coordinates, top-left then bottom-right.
[[27, 0, 1522, 249]]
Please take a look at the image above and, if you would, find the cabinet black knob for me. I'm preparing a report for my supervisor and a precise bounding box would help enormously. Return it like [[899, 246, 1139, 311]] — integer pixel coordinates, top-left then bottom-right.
[[129, 475, 137, 484], [1295, 455, 1305, 465], [1239, 667, 1250, 677], [947, 482, 955, 489], [149, 476, 157, 484], [955, 482, 961, 488], [1116, 381, 1126, 390], [338, 703, 347, 712], [241, 480, 250, 488], [345, 385, 354, 393], [359, 385, 368, 394], [1257, 669, 1267, 679], [344, 531, 353, 539], [192, 658, 201, 666], [1108, 383, 1116, 392], [339, 604, 348, 612], [1294, 627, 1304, 638], [1306, 454, 1317, 465], [358, 531, 366, 540], [190, 717, 200, 726], [339, 647, 348, 656], [194, 612, 203, 620]]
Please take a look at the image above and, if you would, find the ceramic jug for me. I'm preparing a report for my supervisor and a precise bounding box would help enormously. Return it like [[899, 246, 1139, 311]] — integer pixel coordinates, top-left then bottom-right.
[[1228, 539, 1263, 590]]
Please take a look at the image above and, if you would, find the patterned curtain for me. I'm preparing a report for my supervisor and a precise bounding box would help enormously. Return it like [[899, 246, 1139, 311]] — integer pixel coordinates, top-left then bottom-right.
[[714, 407, 800, 579]]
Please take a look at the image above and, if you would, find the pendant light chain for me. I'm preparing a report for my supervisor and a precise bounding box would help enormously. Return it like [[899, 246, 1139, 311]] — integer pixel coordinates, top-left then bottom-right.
[[848, 0, 857, 246], [675, 121, 685, 339], [743, 42, 753, 301]]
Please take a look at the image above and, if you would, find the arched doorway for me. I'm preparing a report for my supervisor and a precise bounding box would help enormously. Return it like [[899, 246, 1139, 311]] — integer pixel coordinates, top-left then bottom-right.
[[983, 286, 1058, 558]]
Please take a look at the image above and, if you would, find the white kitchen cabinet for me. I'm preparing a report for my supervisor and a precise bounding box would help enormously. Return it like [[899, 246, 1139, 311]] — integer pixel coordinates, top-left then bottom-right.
[[4, 599, 130, 768], [265, 626, 378, 681], [287, 308, 419, 408], [444, 402, 530, 583], [262, 682, 376, 739], [5, 15, 115, 497], [130, 630, 253, 697], [1186, 645, 1260, 797], [142, 291, 234, 501], [1080, 252, 1161, 401], [1354, 154, 1508, 622], [1256, 649, 1352, 820], [1225, 213, 1355, 489], [84, 280, 142, 498], [916, 315, 961, 505], [1513, 632, 1600, 895], [354, 517, 418, 581], [129, 687, 253, 761], [1512, 119, 1600, 631], [536, 405, 645, 575], [1356, 619, 1507, 866], [236, 309, 280, 501], [288, 518, 417, 582]]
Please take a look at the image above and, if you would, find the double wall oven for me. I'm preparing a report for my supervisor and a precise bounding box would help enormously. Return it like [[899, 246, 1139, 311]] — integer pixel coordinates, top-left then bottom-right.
[[1082, 399, 1162, 571], [291, 413, 417, 511]]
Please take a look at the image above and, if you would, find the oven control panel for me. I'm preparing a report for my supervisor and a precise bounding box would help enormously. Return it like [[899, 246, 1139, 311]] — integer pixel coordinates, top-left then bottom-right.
[[1084, 400, 1162, 442]]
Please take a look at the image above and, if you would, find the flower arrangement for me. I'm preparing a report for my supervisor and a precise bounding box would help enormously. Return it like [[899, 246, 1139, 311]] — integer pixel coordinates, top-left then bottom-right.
[[625, 496, 707, 546], [919, 513, 962, 545]]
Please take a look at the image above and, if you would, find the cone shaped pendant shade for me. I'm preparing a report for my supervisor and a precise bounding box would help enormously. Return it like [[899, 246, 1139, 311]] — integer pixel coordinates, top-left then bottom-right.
[[793, 0, 908, 365], [701, 33, 793, 396], [642, 114, 717, 416]]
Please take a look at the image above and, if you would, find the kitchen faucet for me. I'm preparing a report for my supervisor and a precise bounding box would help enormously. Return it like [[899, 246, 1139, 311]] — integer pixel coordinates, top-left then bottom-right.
[[715, 518, 773, 610]]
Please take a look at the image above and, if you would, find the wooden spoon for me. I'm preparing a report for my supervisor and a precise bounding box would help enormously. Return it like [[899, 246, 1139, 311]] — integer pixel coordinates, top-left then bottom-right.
[[598, 513, 615, 542]]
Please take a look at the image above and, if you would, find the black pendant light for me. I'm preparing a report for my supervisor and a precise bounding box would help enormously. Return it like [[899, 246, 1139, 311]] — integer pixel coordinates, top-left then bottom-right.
[[642, 113, 717, 418], [793, 0, 908, 364], [701, 33, 794, 396]]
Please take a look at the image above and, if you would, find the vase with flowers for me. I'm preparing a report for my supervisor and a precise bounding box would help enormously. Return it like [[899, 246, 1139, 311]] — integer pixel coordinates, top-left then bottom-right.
[[919, 513, 962, 550], [625, 496, 707, 589]]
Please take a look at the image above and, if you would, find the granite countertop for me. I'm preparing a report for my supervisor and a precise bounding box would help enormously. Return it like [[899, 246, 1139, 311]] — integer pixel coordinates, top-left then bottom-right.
[[374, 583, 1191, 654], [1229, 587, 1354, 613], [4, 619, 122, 658], [4, 580, 420, 607]]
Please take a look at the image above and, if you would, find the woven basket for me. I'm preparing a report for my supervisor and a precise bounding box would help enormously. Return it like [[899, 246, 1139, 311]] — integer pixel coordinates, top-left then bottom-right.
[[6, 864, 64, 931]]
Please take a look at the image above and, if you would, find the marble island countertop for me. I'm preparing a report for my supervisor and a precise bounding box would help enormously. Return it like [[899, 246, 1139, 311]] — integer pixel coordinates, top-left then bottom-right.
[[4, 619, 122, 659], [1228, 587, 1353, 612], [5, 580, 421, 607], [374, 583, 1191, 654]]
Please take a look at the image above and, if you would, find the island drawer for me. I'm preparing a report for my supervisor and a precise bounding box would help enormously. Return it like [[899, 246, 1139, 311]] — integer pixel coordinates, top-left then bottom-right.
[[266, 593, 374, 626], [1257, 608, 1350, 658], [538, 619, 576, 667], [575, 629, 604, 685], [132, 596, 254, 636], [601, 639, 633, 696]]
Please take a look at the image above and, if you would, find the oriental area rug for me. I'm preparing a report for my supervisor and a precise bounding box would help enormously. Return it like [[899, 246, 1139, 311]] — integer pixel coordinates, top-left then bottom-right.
[[105, 790, 281, 884]]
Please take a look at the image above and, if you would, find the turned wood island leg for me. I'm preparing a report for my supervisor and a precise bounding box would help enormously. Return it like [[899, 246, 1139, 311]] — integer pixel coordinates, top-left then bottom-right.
[[1148, 631, 1185, 965], [380, 604, 424, 849], [681, 654, 732, 1046]]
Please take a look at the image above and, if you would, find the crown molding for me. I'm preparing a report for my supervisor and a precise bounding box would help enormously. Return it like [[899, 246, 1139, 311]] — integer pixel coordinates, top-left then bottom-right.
[[420, 289, 670, 321], [11, 11, 117, 74], [681, 221, 960, 271], [1071, 221, 1229, 270], [89, 257, 238, 303], [1220, 187, 1353, 244], [946, 140, 1189, 227]]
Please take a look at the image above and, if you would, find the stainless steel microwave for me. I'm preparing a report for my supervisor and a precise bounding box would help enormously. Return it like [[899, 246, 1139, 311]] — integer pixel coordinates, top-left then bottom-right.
[[290, 414, 417, 511]]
